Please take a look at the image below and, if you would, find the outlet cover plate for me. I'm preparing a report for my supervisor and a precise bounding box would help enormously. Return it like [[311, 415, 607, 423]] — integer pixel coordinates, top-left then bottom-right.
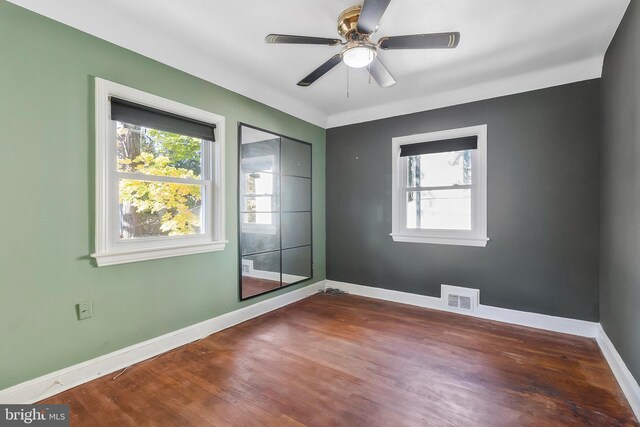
[[77, 300, 93, 320]]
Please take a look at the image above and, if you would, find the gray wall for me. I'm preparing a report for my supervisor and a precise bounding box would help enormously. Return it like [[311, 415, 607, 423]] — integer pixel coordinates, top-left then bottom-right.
[[327, 80, 601, 321], [601, 1, 640, 382]]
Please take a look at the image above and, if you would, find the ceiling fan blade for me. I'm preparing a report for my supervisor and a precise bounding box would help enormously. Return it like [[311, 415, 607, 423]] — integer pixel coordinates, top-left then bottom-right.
[[379, 32, 460, 49], [297, 54, 343, 87], [357, 0, 392, 35], [265, 34, 342, 46], [369, 57, 396, 88]]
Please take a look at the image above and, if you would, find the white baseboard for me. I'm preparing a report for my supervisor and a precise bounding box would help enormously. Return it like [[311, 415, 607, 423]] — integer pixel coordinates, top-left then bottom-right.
[[0, 280, 326, 404], [596, 325, 640, 419], [325, 280, 598, 337]]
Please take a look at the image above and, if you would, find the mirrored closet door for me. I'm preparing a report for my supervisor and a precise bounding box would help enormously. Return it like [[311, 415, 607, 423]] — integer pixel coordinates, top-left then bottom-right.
[[238, 124, 312, 300]]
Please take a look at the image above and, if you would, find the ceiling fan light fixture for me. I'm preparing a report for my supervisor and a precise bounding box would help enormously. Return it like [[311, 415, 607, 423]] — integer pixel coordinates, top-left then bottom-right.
[[342, 45, 377, 68]]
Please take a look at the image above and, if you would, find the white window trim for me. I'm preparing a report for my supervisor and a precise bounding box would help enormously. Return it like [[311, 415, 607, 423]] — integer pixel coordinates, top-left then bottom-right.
[[390, 124, 489, 247], [92, 78, 227, 266]]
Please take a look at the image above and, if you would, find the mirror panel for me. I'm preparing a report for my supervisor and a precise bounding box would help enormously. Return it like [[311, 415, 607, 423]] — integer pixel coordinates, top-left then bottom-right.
[[281, 176, 311, 212], [282, 246, 312, 285], [240, 134, 280, 174], [240, 172, 280, 213], [281, 137, 311, 178], [281, 212, 311, 249], [240, 213, 280, 256], [241, 251, 281, 298], [239, 125, 313, 300]]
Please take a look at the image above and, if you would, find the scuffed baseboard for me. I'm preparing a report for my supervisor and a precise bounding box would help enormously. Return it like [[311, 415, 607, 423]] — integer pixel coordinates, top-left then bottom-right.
[[325, 280, 598, 337]]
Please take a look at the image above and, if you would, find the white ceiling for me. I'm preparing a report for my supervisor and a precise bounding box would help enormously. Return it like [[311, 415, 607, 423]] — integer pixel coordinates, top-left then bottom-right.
[[8, 0, 629, 128]]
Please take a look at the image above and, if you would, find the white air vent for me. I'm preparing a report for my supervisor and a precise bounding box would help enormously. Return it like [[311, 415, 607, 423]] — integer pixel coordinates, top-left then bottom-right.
[[441, 284, 479, 313], [448, 294, 459, 308], [459, 296, 472, 310]]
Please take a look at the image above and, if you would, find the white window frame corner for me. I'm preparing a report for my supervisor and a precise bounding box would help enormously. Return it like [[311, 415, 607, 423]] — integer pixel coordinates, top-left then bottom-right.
[[92, 77, 227, 267], [390, 124, 489, 248]]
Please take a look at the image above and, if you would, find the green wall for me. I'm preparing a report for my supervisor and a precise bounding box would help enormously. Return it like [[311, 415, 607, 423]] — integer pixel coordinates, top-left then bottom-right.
[[0, 1, 326, 390]]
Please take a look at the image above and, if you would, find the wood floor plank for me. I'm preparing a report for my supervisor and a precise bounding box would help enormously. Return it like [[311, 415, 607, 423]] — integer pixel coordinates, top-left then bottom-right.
[[41, 294, 638, 426]]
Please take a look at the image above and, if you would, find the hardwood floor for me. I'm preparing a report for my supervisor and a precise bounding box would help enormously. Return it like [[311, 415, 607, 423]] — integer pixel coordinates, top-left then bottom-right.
[[42, 294, 638, 426]]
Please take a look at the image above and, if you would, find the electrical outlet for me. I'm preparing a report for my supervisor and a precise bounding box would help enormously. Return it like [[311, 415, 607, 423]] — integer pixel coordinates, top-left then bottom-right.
[[77, 300, 93, 320]]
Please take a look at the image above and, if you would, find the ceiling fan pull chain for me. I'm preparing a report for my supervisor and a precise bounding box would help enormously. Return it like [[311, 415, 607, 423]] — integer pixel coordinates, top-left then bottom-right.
[[347, 66, 350, 98], [368, 50, 371, 84]]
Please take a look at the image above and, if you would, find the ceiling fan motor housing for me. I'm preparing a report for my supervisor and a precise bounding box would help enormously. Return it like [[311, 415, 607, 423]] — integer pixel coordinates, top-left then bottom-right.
[[337, 6, 364, 40]]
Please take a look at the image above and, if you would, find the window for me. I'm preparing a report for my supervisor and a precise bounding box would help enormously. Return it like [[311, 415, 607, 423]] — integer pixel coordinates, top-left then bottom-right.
[[92, 78, 226, 266], [391, 125, 488, 247]]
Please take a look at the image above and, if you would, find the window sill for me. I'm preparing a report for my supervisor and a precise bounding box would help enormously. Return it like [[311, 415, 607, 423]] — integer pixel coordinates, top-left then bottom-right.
[[390, 233, 489, 247], [92, 240, 228, 267]]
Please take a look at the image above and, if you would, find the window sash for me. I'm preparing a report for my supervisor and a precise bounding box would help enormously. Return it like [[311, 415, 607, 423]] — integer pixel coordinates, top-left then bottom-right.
[[115, 122, 209, 179], [404, 184, 472, 192], [109, 121, 213, 245], [405, 151, 473, 189], [405, 188, 472, 231], [401, 152, 477, 232], [116, 171, 209, 186], [114, 180, 210, 241]]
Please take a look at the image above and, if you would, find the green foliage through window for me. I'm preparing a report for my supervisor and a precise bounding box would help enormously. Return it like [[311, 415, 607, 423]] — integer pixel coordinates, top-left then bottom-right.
[[116, 122, 204, 238]]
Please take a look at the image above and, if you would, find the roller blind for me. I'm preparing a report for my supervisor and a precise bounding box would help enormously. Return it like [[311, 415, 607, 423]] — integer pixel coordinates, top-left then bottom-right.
[[400, 135, 476, 157], [110, 97, 216, 141]]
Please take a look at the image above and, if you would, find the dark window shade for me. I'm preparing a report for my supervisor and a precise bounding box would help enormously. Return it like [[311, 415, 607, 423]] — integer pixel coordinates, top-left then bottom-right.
[[400, 136, 477, 157], [110, 97, 215, 141]]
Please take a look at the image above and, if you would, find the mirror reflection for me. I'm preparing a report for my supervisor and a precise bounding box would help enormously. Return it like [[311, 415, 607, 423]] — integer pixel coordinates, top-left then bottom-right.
[[239, 125, 313, 299], [241, 252, 281, 298], [282, 246, 312, 285]]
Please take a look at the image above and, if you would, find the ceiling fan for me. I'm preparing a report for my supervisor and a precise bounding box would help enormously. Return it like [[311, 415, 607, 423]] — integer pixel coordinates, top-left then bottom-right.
[[265, 0, 460, 88]]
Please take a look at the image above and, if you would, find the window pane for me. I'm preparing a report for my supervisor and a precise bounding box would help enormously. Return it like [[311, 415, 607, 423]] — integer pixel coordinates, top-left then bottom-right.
[[406, 189, 471, 230], [119, 179, 203, 239], [406, 150, 472, 188], [116, 122, 203, 179]]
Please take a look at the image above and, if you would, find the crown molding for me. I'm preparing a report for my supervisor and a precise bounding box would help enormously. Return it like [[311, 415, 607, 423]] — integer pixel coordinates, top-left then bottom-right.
[[325, 56, 603, 128]]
